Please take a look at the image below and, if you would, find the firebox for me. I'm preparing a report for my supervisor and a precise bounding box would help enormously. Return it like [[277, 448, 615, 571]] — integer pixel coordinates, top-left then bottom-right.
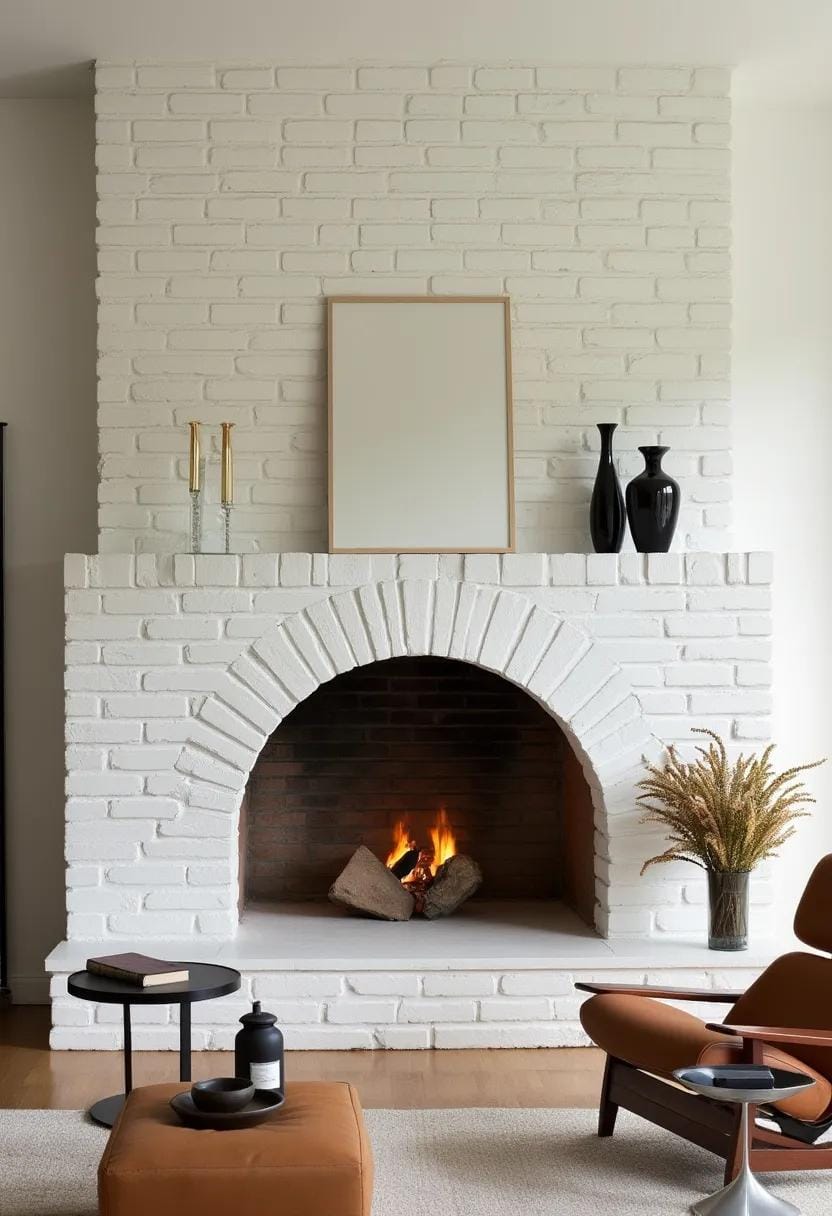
[[239, 656, 596, 924]]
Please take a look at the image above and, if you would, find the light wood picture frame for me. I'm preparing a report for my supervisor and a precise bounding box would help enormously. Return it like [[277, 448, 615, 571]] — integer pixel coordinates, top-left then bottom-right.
[[327, 296, 515, 554]]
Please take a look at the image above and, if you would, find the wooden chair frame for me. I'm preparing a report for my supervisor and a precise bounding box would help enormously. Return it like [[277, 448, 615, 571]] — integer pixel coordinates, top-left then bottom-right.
[[576, 982, 832, 1185]]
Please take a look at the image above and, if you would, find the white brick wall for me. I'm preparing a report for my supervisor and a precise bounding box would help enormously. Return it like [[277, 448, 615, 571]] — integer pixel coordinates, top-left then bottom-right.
[[95, 63, 732, 554]]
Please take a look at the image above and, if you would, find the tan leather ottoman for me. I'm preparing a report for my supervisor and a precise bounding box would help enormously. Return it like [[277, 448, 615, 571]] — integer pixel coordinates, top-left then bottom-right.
[[98, 1081, 373, 1216]]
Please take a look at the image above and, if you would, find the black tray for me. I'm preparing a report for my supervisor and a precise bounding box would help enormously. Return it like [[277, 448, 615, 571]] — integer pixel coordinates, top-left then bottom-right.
[[170, 1088, 285, 1129]]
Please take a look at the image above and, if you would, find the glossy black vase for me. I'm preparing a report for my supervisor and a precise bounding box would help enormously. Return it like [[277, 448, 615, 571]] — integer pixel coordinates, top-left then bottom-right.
[[625, 445, 680, 553], [589, 423, 626, 553]]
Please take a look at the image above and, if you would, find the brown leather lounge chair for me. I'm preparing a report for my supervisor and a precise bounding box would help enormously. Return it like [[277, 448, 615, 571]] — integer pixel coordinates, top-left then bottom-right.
[[577, 854, 832, 1184]]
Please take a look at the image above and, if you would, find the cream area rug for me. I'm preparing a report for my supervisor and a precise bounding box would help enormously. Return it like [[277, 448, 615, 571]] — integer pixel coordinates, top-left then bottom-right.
[[1, 1107, 830, 1215]]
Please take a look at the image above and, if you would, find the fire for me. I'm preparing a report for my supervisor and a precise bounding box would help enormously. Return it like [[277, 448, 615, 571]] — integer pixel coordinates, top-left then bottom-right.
[[385, 821, 413, 870], [429, 807, 457, 875], [385, 810, 456, 877]]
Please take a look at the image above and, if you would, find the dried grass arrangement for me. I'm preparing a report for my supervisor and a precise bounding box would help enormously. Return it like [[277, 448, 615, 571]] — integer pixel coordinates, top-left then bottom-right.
[[638, 728, 824, 875]]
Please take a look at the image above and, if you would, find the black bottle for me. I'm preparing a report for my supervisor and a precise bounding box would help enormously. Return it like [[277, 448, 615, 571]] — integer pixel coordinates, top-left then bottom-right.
[[235, 1001, 284, 1096], [589, 422, 626, 553]]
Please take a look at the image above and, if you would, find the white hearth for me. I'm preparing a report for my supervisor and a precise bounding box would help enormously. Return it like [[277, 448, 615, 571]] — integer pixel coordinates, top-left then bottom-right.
[[48, 900, 788, 1051], [48, 549, 775, 1048]]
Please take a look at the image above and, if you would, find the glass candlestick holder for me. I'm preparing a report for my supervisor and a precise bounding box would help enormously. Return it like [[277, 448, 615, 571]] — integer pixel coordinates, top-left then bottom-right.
[[189, 481, 204, 554], [222, 502, 233, 554]]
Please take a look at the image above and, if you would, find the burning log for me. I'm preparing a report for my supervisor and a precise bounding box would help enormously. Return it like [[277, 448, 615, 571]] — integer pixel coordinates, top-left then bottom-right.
[[403, 848, 436, 915], [390, 847, 420, 881], [329, 845, 416, 921], [331, 810, 480, 921], [422, 854, 483, 919]]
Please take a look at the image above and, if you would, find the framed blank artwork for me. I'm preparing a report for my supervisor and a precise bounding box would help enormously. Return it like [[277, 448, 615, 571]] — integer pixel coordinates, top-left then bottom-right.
[[327, 296, 515, 553]]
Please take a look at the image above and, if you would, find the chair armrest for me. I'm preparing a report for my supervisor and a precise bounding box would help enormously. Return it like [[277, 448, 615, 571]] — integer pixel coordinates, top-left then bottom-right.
[[575, 982, 743, 1001], [707, 1023, 832, 1048]]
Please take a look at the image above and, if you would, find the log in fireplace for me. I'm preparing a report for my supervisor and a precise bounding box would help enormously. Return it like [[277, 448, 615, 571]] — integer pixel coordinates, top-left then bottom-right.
[[328, 829, 483, 921]]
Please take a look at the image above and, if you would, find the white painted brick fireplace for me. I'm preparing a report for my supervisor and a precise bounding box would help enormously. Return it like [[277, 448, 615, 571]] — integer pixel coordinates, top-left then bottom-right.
[[48, 550, 776, 1049], [46, 61, 781, 1050]]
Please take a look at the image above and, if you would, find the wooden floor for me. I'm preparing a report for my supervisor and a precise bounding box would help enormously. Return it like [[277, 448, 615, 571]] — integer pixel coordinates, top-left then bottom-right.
[[0, 1003, 604, 1110]]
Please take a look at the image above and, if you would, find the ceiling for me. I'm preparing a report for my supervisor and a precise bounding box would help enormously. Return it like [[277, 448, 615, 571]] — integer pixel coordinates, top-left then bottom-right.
[[1, 0, 831, 105]]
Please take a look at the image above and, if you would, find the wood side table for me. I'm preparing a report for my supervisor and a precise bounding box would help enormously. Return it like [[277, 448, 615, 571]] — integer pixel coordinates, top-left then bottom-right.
[[67, 962, 241, 1127]]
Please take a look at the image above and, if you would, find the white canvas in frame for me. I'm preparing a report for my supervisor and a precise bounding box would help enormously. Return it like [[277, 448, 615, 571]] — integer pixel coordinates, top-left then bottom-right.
[[327, 297, 515, 553]]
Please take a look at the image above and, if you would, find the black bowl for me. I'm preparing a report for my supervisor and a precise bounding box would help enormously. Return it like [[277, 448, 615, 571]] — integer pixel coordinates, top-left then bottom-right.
[[191, 1077, 255, 1113]]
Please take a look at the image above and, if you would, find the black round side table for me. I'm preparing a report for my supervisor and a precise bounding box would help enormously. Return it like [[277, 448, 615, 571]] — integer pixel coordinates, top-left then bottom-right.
[[67, 962, 241, 1127]]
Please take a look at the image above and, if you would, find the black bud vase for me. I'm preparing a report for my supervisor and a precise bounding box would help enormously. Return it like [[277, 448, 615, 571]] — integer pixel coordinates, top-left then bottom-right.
[[589, 423, 626, 553], [625, 445, 680, 553]]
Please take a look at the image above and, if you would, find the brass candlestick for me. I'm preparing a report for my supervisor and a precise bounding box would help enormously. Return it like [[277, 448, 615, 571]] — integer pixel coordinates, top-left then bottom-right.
[[220, 422, 234, 554]]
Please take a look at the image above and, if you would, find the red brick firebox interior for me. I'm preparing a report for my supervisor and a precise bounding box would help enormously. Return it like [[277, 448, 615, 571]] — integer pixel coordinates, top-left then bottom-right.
[[240, 656, 596, 922]]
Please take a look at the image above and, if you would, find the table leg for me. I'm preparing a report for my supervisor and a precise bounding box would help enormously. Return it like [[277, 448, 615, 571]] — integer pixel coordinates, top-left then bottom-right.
[[123, 1004, 133, 1093], [691, 1104, 801, 1216], [88, 1004, 131, 1130], [179, 1002, 191, 1082]]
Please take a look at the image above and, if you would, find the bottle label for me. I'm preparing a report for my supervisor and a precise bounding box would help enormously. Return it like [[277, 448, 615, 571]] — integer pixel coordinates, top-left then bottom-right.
[[249, 1059, 281, 1090]]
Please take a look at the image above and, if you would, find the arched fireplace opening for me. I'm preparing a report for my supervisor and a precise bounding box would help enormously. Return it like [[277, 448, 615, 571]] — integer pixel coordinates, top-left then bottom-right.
[[238, 655, 596, 926]]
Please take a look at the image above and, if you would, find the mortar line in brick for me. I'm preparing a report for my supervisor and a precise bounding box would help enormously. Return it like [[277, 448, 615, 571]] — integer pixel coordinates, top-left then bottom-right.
[[393, 578, 408, 654], [269, 622, 324, 692], [470, 585, 501, 664], [194, 699, 263, 757], [177, 741, 246, 788], [493, 595, 534, 673], [246, 645, 304, 717], [305, 597, 358, 671], [353, 582, 384, 658], [438, 578, 461, 657], [331, 593, 365, 668], [219, 669, 281, 729]]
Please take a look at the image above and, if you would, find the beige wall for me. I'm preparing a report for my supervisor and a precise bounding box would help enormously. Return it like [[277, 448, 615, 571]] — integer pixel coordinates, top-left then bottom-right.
[[0, 100, 97, 1000], [733, 105, 832, 911]]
